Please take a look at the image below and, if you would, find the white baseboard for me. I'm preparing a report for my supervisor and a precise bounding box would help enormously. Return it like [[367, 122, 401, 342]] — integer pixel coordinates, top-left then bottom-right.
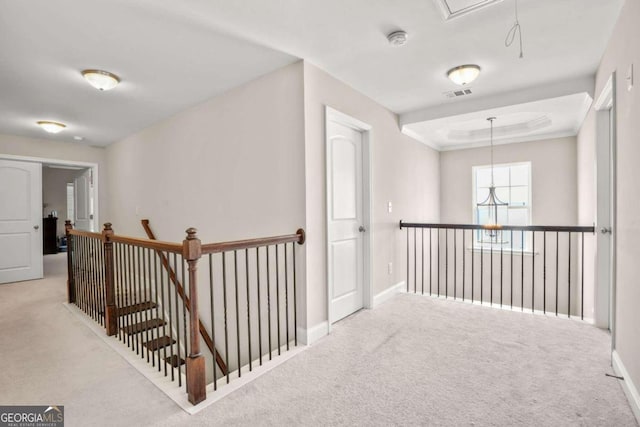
[[297, 321, 329, 345], [612, 350, 640, 423], [400, 291, 595, 325], [373, 281, 405, 308]]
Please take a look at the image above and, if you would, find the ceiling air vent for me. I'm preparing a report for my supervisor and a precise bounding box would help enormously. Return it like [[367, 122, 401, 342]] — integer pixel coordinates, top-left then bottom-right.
[[444, 88, 473, 98], [434, 0, 504, 20]]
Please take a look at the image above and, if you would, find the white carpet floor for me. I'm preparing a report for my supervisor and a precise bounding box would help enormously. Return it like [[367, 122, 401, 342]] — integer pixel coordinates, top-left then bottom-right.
[[0, 253, 637, 426]]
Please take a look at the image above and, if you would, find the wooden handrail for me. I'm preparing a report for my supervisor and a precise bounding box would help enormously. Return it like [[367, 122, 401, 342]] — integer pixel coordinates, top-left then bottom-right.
[[109, 234, 183, 253], [66, 228, 185, 253], [67, 229, 104, 239], [201, 229, 306, 254], [141, 219, 228, 376]]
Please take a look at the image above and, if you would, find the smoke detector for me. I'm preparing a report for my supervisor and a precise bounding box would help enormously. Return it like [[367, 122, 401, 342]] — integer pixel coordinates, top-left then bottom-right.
[[387, 31, 408, 47]]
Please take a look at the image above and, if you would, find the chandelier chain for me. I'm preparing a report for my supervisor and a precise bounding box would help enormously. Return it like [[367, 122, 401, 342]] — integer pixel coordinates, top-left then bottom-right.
[[489, 117, 495, 187]]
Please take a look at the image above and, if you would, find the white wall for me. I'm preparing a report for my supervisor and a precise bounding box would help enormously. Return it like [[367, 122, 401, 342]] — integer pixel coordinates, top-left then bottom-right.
[[0, 134, 108, 226], [106, 61, 306, 241], [303, 62, 440, 328], [580, 0, 640, 413], [440, 137, 577, 225]]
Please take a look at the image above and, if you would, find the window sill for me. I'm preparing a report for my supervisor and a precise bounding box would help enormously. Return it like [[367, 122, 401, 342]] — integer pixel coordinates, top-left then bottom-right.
[[466, 246, 539, 256]]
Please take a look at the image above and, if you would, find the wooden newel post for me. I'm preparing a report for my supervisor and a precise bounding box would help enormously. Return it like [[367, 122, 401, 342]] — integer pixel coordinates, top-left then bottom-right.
[[65, 220, 75, 303], [183, 227, 206, 405], [102, 223, 118, 336]]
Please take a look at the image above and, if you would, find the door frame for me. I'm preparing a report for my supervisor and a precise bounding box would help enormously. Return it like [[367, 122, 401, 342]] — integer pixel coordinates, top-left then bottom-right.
[[72, 167, 96, 231], [593, 72, 617, 344], [325, 106, 373, 331], [0, 154, 100, 232]]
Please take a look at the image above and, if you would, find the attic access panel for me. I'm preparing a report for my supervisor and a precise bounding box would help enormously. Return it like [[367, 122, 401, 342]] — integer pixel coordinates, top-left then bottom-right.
[[434, 0, 504, 20]]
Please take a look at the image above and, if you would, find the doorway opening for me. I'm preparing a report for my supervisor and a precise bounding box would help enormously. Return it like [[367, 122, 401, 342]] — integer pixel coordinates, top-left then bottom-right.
[[0, 154, 99, 284]]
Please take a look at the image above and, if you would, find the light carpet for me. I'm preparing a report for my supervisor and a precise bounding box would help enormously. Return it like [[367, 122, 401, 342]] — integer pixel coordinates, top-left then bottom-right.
[[0, 254, 637, 426]]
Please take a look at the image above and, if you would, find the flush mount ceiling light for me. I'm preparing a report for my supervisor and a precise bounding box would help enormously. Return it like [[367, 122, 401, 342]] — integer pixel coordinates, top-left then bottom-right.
[[36, 121, 66, 134], [447, 64, 481, 86], [387, 30, 408, 47], [81, 69, 120, 91]]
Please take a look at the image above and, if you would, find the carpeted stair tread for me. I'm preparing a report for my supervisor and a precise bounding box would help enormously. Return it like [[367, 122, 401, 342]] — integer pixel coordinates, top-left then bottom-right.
[[165, 355, 185, 367], [118, 301, 157, 316], [143, 336, 175, 351], [122, 318, 166, 335]]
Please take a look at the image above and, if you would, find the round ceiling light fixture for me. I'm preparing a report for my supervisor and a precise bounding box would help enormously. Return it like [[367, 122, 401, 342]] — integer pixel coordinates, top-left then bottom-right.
[[81, 69, 120, 91], [447, 64, 481, 86], [387, 30, 408, 47], [36, 121, 67, 134]]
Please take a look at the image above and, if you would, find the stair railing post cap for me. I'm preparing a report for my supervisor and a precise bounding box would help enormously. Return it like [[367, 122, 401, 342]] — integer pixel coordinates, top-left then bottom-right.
[[296, 228, 306, 245], [186, 228, 198, 240]]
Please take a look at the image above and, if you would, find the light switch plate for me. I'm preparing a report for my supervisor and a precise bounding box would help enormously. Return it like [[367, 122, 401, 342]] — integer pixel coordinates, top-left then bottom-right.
[[387, 201, 393, 213], [627, 63, 634, 92]]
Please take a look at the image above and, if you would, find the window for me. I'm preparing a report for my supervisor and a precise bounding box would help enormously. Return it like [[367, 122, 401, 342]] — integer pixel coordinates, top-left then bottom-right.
[[472, 162, 531, 250]]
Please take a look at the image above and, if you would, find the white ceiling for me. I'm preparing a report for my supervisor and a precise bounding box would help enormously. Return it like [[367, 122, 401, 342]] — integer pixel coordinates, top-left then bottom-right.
[[402, 93, 592, 151], [0, 0, 624, 147], [0, 0, 297, 146]]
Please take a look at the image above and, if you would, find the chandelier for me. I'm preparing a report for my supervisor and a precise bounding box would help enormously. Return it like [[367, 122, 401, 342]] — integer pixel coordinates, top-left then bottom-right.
[[477, 117, 507, 240]]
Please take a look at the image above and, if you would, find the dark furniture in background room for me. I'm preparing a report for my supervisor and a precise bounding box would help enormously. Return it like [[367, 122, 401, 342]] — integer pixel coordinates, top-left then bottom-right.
[[43, 217, 58, 254]]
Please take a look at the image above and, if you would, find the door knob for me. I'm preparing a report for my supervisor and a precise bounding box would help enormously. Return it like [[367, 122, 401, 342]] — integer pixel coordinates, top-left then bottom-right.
[[358, 225, 366, 233], [600, 227, 612, 234], [33, 225, 39, 230]]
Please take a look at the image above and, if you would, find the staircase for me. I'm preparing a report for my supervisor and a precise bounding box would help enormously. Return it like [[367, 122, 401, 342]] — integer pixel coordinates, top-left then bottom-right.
[[122, 311, 184, 367], [100, 296, 186, 371], [65, 220, 305, 405]]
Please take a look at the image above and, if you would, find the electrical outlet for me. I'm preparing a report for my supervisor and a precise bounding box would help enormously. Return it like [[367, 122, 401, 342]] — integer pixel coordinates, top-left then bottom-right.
[[388, 262, 393, 275], [387, 201, 393, 213]]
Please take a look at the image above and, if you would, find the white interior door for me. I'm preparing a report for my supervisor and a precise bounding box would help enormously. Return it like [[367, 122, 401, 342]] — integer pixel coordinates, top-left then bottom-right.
[[74, 169, 93, 231], [327, 120, 365, 323], [0, 159, 43, 284]]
